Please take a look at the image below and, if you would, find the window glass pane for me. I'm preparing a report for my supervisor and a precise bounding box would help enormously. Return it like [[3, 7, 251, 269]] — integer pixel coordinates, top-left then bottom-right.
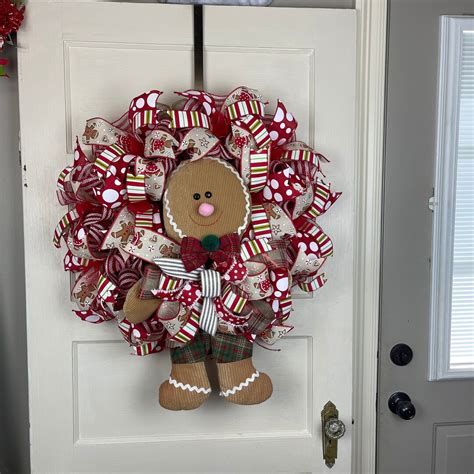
[[450, 30, 474, 371]]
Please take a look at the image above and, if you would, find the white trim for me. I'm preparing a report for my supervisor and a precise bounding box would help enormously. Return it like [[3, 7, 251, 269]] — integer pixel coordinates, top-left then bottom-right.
[[168, 377, 212, 394], [219, 371, 260, 397], [429, 16, 474, 381], [352, 1, 387, 473]]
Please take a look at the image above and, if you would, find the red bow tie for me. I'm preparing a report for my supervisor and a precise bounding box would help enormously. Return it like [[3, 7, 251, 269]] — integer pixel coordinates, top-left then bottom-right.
[[181, 233, 241, 272]]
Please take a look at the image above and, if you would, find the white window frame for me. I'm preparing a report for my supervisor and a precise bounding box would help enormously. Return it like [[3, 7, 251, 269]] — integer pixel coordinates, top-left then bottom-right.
[[429, 15, 474, 381]]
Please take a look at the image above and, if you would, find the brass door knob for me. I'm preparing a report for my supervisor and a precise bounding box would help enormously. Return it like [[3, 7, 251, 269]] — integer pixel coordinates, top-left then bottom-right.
[[321, 401, 346, 468], [325, 418, 346, 440]]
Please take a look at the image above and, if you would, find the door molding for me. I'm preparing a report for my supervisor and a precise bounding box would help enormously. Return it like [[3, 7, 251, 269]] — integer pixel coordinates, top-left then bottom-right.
[[352, 0, 387, 472]]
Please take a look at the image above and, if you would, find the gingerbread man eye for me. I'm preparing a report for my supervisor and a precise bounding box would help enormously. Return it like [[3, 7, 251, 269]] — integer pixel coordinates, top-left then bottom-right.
[[193, 193, 201, 200], [205, 191, 212, 198]]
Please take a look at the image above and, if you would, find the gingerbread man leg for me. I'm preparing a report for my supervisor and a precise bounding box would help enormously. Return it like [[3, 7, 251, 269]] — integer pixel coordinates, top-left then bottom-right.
[[213, 333, 273, 405], [159, 331, 211, 411]]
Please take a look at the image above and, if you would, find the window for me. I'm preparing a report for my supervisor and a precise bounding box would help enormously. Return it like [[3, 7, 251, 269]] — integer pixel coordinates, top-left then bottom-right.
[[430, 16, 474, 380]]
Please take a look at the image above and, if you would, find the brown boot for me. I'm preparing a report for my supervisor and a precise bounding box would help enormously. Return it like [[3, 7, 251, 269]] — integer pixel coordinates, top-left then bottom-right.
[[159, 361, 211, 411], [217, 358, 273, 405]]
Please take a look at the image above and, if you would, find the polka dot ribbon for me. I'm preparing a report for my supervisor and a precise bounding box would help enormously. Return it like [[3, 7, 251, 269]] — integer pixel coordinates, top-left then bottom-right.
[[54, 86, 341, 354]]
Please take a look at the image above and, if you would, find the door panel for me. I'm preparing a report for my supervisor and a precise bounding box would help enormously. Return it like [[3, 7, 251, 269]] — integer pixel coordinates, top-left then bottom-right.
[[378, 2, 474, 473], [19, 4, 356, 472]]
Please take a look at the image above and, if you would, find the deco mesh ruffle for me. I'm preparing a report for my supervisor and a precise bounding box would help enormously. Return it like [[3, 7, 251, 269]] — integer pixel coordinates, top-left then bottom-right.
[[54, 87, 341, 356]]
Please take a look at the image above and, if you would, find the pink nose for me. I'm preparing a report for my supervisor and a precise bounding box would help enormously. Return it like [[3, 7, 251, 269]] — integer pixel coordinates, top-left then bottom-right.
[[198, 202, 215, 217]]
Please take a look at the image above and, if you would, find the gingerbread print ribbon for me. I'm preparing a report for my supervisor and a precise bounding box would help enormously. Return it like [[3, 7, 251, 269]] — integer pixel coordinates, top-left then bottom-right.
[[54, 86, 341, 355]]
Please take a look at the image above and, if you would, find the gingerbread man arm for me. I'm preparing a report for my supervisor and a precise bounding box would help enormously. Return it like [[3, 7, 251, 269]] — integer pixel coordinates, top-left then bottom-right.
[[123, 279, 161, 324]]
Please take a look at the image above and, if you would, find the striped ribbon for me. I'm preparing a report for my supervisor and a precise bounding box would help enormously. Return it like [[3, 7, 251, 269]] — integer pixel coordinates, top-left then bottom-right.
[[53, 209, 80, 248], [249, 147, 270, 193], [126, 173, 146, 202], [221, 283, 247, 314], [135, 208, 154, 229], [133, 342, 159, 356], [132, 109, 157, 136], [303, 180, 341, 219], [154, 258, 249, 337], [158, 272, 182, 292], [282, 148, 321, 169], [169, 307, 200, 345], [238, 115, 271, 149], [168, 110, 210, 130], [56, 166, 72, 191], [94, 144, 126, 177], [251, 204, 272, 239], [199, 269, 220, 335], [118, 319, 131, 339], [240, 238, 272, 261], [311, 227, 333, 257], [297, 273, 327, 292], [154, 257, 202, 280], [96, 274, 117, 303], [227, 100, 265, 120], [279, 297, 293, 317]]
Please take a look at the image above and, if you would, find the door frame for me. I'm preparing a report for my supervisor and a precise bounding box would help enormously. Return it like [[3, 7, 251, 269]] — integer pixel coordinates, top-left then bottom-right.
[[352, 0, 387, 472]]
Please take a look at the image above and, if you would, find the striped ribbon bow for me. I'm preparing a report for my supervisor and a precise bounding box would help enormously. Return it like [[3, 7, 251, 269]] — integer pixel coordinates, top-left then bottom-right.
[[154, 258, 222, 336]]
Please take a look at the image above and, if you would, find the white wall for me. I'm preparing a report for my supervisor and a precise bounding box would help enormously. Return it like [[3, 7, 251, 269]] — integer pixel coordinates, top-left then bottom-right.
[[0, 1, 353, 472]]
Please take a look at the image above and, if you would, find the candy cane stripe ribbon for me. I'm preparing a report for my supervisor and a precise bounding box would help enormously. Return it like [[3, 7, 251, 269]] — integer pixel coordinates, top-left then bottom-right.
[[298, 273, 327, 292], [221, 283, 247, 314], [168, 110, 210, 130], [94, 144, 126, 177], [53, 209, 79, 248], [171, 308, 200, 344], [126, 173, 146, 202], [57, 166, 72, 191], [135, 208, 153, 229], [238, 115, 271, 149], [240, 238, 272, 261], [249, 147, 269, 193], [96, 274, 117, 303], [283, 149, 320, 167], [251, 204, 272, 239], [227, 100, 265, 120]]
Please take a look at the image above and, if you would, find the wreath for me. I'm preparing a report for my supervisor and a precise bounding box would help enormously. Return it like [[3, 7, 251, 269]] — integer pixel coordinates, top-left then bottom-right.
[[0, 0, 24, 77], [54, 87, 341, 410]]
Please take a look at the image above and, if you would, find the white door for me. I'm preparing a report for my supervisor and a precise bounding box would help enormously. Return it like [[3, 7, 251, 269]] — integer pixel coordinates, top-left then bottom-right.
[[19, 4, 356, 472]]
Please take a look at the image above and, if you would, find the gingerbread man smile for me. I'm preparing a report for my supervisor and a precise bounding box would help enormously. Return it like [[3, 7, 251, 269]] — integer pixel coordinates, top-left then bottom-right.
[[163, 157, 250, 241], [188, 210, 223, 227]]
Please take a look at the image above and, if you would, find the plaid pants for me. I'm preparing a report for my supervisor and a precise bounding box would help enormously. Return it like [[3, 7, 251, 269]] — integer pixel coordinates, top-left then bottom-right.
[[171, 331, 253, 364]]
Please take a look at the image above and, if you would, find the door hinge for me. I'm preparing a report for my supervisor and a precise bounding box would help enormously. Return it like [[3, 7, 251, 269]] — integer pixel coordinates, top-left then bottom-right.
[[428, 189, 436, 212], [18, 130, 22, 166]]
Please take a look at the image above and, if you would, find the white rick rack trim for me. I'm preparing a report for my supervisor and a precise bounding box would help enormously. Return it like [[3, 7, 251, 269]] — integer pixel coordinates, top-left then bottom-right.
[[163, 156, 251, 239], [168, 377, 212, 394], [219, 370, 260, 397]]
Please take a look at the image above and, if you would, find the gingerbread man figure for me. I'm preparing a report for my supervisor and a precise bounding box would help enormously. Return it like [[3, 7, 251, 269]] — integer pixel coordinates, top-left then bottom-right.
[[123, 157, 273, 410]]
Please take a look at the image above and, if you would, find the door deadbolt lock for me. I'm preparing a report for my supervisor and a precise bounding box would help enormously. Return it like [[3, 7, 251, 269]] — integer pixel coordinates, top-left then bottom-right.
[[321, 401, 346, 468]]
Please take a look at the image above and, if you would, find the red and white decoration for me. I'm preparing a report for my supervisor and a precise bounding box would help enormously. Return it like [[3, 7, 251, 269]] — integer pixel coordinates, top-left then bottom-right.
[[54, 86, 341, 355]]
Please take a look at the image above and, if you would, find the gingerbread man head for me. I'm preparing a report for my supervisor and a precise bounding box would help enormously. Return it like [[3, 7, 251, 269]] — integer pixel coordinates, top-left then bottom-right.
[[163, 157, 251, 242]]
